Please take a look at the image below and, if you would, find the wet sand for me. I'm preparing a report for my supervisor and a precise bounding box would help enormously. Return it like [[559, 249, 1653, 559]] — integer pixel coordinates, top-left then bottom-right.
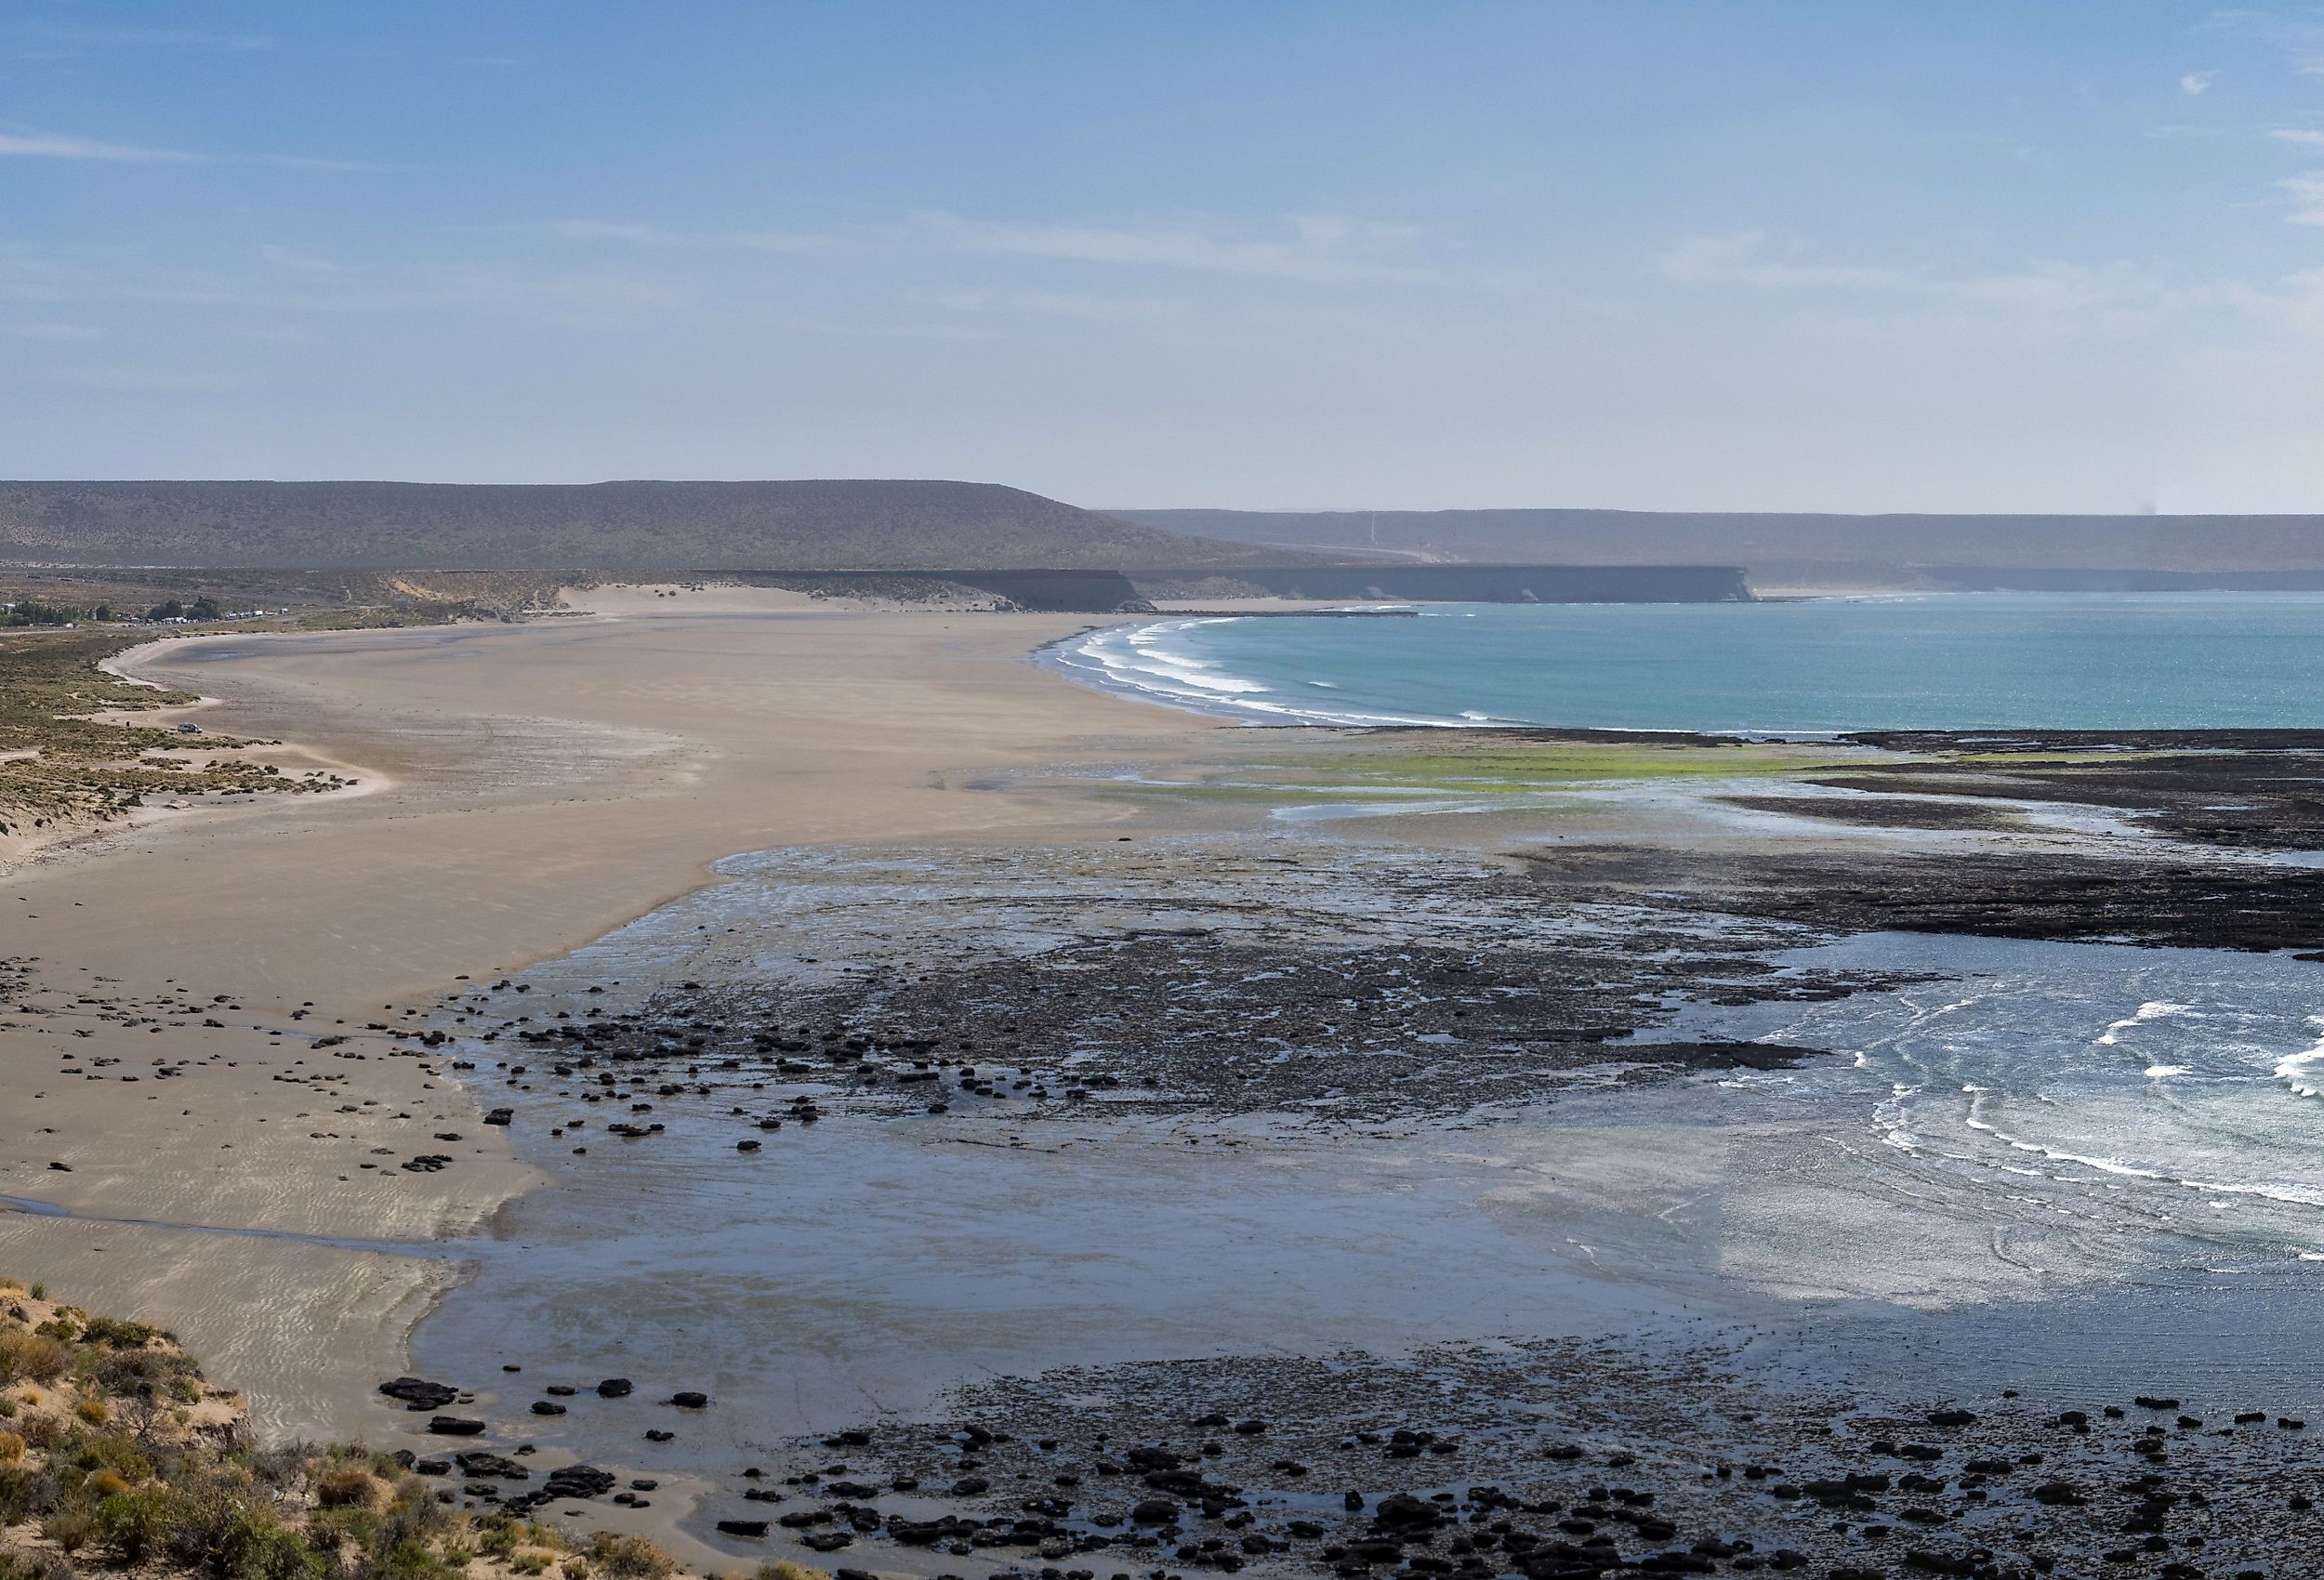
[[0, 587, 1219, 1438]]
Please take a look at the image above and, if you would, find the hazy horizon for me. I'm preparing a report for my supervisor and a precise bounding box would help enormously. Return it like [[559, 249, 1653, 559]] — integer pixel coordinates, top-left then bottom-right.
[[9, 2, 2324, 513]]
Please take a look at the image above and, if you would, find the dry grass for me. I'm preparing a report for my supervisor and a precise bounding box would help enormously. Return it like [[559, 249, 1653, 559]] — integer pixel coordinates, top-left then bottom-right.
[[0, 1281, 727, 1580], [0, 1334, 68, 1388]]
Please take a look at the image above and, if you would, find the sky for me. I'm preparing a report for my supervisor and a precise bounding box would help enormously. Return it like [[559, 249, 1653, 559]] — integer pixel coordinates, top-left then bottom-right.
[[7, 2, 2324, 513]]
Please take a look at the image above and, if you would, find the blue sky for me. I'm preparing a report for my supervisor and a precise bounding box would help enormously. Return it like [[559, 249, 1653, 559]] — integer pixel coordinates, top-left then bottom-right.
[[7, 2, 2324, 511]]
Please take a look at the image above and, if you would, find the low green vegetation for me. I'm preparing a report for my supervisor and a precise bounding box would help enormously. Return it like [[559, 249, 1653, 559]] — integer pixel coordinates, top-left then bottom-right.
[[1317, 738, 1865, 789], [0, 605, 105, 629], [1083, 734, 1882, 816], [0, 631, 350, 838]]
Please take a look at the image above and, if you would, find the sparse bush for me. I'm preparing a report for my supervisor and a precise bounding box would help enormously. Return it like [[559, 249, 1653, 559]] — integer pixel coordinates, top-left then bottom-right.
[[0, 1429, 20, 1464], [375, 1534, 452, 1580], [0, 1464, 41, 1523], [511, 1555, 551, 1576], [314, 1460, 383, 1509], [160, 1469, 322, 1580], [73, 1398, 109, 1426], [0, 1332, 69, 1386], [586, 1534, 672, 1580], [756, 1564, 830, 1580], [97, 1483, 173, 1560], [250, 1441, 315, 1493], [82, 1468, 131, 1500], [76, 1316, 162, 1350], [71, 1432, 152, 1483], [86, 1338, 196, 1397], [18, 1413, 68, 1450], [0, 1549, 74, 1580], [42, 1499, 99, 1552]]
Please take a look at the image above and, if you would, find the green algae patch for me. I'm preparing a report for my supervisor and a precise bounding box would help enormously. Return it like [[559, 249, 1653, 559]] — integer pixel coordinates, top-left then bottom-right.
[[1314, 739, 1869, 791]]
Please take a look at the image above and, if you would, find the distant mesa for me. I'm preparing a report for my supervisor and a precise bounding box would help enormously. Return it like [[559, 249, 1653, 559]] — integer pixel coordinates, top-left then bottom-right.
[[0, 478, 1279, 573], [1113, 507, 2324, 591]]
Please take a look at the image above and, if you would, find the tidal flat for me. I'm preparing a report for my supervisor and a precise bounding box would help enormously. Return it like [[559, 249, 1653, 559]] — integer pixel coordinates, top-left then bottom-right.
[[381, 728, 2324, 1580]]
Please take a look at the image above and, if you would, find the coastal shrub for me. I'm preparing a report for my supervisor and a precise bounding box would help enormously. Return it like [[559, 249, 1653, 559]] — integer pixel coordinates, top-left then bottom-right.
[[0, 1464, 41, 1523], [585, 1534, 671, 1580], [0, 1333, 68, 1385], [97, 1483, 174, 1560], [41, 1500, 99, 1552], [85, 1336, 196, 1396], [164, 1480, 321, 1580], [0, 1551, 73, 1580], [756, 1563, 831, 1580], [250, 1442, 314, 1493], [76, 1316, 163, 1350], [16, 1413, 68, 1452], [313, 1461, 384, 1509], [71, 1432, 152, 1483], [375, 1534, 450, 1580]]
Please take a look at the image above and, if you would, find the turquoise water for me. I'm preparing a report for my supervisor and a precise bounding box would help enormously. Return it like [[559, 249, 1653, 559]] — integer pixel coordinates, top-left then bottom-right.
[[1050, 593, 2324, 731]]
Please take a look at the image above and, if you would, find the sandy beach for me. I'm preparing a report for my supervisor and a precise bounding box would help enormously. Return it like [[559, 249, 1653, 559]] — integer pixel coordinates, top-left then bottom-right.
[[0, 587, 1216, 1439]]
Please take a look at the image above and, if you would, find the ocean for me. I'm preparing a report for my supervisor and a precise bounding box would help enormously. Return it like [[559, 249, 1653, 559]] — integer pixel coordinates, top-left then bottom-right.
[[1048, 592, 2324, 731]]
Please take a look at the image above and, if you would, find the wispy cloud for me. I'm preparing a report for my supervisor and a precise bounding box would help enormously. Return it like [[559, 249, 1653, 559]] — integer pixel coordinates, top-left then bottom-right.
[[914, 211, 1447, 283], [24, 24, 272, 52], [1655, 230, 1911, 290], [2210, 8, 2324, 76], [906, 285, 1180, 322], [0, 129, 201, 163], [1655, 230, 2166, 328], [476, 219, 837, 254], [2280, 171, 2324, 223], [2182, 70, 2217, 95], [259, 245, 337, 272], [504, 209, 1476, 286], [27, 366, 242, 393], [0, 125, 399, 173]]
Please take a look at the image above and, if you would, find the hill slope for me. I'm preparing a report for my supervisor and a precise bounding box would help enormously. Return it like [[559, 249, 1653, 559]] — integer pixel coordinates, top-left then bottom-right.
[[0, 480, 1274, 571], [1113, 507, 2324, 586]]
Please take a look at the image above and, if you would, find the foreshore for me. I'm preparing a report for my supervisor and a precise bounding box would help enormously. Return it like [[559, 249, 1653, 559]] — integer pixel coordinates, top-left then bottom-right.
[[9, 588, 2324, 1580], [0, 586, 1218, 1442]]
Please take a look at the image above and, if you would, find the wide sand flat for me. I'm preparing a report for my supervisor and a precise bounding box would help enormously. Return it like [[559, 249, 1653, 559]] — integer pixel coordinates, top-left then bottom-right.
[[0, 592, 1211, 1435]]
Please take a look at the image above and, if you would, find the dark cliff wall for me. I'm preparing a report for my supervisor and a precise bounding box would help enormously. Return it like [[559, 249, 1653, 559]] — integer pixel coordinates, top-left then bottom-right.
[[1165, 563, 1750, 603]]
